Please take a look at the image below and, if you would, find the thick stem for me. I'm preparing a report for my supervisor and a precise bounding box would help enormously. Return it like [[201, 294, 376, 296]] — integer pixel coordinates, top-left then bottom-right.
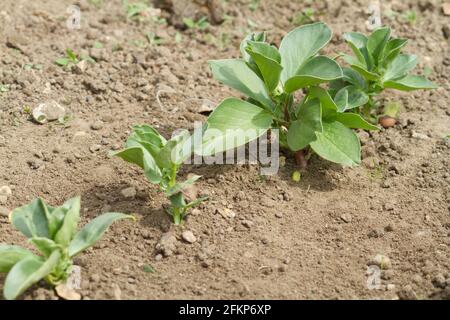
[[173, 208, 183, 225], [294, 150, 308, 169]]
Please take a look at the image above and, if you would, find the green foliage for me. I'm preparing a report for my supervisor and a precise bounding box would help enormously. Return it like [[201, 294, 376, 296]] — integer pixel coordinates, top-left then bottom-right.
[[112, 125, 207, 225], [338, 26, 437, 121], [0, 197, 133, 300], [183, 17, 210, 30], [55, 49, 95, 69], [0, 84, 9, 93], [293, 8, 315, 26], [203, 23, 378, 167]]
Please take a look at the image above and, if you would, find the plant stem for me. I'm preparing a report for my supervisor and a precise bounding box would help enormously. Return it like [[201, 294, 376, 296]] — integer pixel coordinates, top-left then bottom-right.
[[295, 149, 308, 168]]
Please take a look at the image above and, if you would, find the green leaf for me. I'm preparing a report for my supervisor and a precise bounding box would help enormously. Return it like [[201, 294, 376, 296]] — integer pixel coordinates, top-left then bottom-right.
[[279, 22, 332, 83], [53, 197, 80, 246], [307, 86, 338, 115], [68, 213, 134, 257], [240, 32, 266, 62], [200, 98, 273, 156], [132, 125, 166, 148], [209, 59, 274, 109], [383, 75, 437, 91], [310, 121, 361, 166], [335, 113, 379, 130], [4, 250, 60, 300], [343, 32, 368, 49], [10, 198, 50, 239], [65, 49, 78, 63], [350, 64, 379, 81], [29, 237, 60, 257], [55, 58, 69, 66], [0, 245, 35, 273], [284, 56, 342, 93], [111, 131, 163, 184], [159, 130, 192, 168], [382, 54, 417, 81], [287, 99, 322, 151], [367, 27, 391, 63], [334, 86, 369, 112], [382, 38, 408, 66], [166, 175, 201, 197], [343, 32, 367, 66], [246, 41, 282, 92], [342, 67, 367, 90]]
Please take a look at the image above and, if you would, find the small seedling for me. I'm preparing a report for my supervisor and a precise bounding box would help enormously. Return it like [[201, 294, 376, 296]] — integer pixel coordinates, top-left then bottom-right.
[[402, 10, 417, 25], [337, 26, 437, 123], [0, 197, 133, 300], [201, 23, 379, 168], [146, 32, 164, 46], [294, 8, 315, 26], [93, 41, 103, 49], [0, 84, 9, 93], [125, 1, 149, 20], [55, 49, 95, 70], [112, 125, 207, 225], [23, 63, 43, 71], [183, 17, 210, 30]]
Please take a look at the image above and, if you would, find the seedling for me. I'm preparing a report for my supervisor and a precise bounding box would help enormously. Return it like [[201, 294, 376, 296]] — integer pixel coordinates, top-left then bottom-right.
[[402, 10, 417, 25], [0, 84, 9, 93], [338, 26, 437, 122], [294, 8, 315, 26], [112, 125, 207, 225], [201, 23, 379, 168], [146, 32, 164, 46], [183, 17, 210, 30], [0, 197, 133, 300], [55, 49, 95, 70], [124, 1, 149, 20]]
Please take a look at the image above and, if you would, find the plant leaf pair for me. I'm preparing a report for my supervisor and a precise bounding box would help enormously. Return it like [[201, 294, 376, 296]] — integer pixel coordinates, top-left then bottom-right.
[[202, 23, 380, 168], [0, 197, 133, 299], [113, 125, 206, 224]]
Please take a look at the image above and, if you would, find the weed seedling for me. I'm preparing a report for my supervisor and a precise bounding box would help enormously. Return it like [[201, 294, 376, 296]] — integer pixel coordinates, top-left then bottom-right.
[[55, 49, 95, 70], [183, 17, 210, 31], [337, 26, 437, 124], [0, 197, 133, 300], [294, 8, 315, 26], [201, 23, 379, 168], [112, 125, 207, 225], [0, 84, 9, 93]]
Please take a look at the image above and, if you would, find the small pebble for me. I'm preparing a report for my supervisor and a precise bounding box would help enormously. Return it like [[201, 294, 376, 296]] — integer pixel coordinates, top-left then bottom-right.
[[182, 230, 197, 244]]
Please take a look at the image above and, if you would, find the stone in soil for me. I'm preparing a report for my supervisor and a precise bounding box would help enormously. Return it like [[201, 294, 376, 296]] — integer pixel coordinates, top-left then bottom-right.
[[55, 284, 81, 300], [32, 100, 66, 124], [156, 232, 177, 257], [121, 187, 136, 199], [182, 230, 197, 243]]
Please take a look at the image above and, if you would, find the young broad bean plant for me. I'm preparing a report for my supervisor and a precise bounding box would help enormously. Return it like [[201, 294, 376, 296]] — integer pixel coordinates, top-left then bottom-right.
[[112, 125, 206, 225], [201, 22, 379, 168], [0, 197, 133, 300], [337, 26, 437, 123]]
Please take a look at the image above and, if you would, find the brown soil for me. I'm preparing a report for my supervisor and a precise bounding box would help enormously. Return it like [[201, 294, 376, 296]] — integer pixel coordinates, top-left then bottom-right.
[[0, 0, 449, 300]]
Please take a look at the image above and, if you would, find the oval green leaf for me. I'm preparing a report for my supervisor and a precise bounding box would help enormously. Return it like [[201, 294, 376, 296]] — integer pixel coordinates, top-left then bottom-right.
[[68, 212, 134, 257], [284, 56, 342, 93], [4, 251, 60, 300], [310, 121, 361, 166], [199, 98, 273, 156], [279, 22, 332, 83], [209, 59, 274, 109], [287, 99, 322, 151]]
